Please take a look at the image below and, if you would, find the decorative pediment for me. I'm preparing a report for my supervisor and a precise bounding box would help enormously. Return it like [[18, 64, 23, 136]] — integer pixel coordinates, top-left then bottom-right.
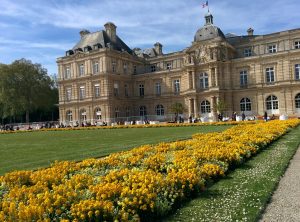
[[184, 43, 211, 65]]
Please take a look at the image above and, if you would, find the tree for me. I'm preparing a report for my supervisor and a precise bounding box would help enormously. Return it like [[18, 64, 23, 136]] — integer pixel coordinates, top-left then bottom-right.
[[170, 102, 187, 117], [0, 59, 57, 123], [213, 99, 227, 115]]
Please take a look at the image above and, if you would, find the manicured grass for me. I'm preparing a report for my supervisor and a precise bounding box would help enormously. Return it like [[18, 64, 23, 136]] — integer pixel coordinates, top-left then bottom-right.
[[0, 125, 229, 175], [164, 126, 300, 222]]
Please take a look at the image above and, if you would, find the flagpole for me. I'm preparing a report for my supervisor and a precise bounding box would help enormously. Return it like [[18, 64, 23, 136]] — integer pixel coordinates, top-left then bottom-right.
[[207, 0, 210, 13]]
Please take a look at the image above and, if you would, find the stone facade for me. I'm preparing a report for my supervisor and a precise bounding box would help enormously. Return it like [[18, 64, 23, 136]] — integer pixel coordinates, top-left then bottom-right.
[[57, 13, 300, 125]]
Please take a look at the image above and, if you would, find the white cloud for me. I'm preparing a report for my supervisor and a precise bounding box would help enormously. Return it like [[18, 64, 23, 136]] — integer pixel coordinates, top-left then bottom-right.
[[1, 0, 300, 74]]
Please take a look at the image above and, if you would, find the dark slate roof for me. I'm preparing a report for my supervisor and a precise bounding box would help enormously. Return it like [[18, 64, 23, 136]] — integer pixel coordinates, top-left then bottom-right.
[[133, 47, 158, 58], [225, 35, 258, 45], [72, 31, 133, 54], [194, 24, 226, 42]]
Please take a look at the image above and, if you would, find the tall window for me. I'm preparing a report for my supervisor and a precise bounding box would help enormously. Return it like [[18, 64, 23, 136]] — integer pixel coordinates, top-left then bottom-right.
[[139, 84, 144, 97], [266, 95, 278, 110], [268, 44, 277, 53], [115, 107, 120, 118], [66, 110, 72, 122], [295, 64, 300, 80], [79, 64, 85, 77], [79, 86, 85, 100], [123, 62, 128, 74], [95, 107, 102, 120], [266, 67, 275, 83], [200, 100, 211, 113], [166, 62, 172, 70], [295, 41, 300, 49], [124, 84, 129, 97], [155, 105, 164, 116], [66, 88, 72, 101], [125, 107, 130, 117], [240, 98, 251, 111], [114, 83, 119, 96], [199, 73, 209, 89], [240, 70, 248, 86], [94, 84, 100, 97], [133, 65, 137, 74], [150, 65, 156, 72], [93, 62, 99, 74], [295, 93, 300, 108], [139, 106, 147, 116], [155, 82, 161, 96], [112, 61, 117, 73], [174, 79, 180, 94], [65, 66, 71, 79], [244, 48, 252, 57], [80, 109, 87, 123]]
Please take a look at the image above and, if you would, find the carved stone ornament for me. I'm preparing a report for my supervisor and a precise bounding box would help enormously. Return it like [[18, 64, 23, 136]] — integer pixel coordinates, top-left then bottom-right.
[[194, 45, 209, 64]]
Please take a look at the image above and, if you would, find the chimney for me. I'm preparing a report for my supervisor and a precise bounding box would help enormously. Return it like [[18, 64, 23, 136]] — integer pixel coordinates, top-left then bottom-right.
[[79, 29, 90, 38], [154, 42, 163, 55], [104, 22, 117, 42], [247, 27, 254, 36]]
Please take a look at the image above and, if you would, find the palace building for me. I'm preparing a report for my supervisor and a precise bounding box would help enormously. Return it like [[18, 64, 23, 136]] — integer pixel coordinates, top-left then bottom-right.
[[57, 12, 300, 125]]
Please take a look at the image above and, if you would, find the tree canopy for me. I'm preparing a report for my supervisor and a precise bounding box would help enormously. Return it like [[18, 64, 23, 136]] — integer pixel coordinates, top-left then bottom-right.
[[0, 59, 58, 123], [170, 102, 187, 116]]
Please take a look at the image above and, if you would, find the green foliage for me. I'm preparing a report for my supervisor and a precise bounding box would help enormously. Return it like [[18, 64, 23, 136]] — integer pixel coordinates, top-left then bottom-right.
[[214, 99, 227, 114], [0, 59, 58, 123], [170, 102, 187, 115]]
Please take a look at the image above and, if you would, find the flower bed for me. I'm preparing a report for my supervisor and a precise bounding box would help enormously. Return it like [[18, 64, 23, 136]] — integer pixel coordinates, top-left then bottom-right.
[[0, 120, 252, 135], [0, 120, 299, 221]]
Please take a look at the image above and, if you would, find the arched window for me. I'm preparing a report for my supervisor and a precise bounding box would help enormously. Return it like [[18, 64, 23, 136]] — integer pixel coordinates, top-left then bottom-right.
[[80, 109, 87, 122], [199, 73, 209, 89], [94, 107, 102, 120], [66, 110, 72, 122], [125, 107, 130, 117], [295, 93, 300, 108], [200, 100, 211, 113], [266, 95, 278, 110], [155, 105, 164, 116], [240, 98, 251, 111], [139, 106, 147, 116], [115, 107, 120, 118]]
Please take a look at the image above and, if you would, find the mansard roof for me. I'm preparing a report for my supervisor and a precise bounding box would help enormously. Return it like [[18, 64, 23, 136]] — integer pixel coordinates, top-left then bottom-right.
[[72, 30, 133, 54]]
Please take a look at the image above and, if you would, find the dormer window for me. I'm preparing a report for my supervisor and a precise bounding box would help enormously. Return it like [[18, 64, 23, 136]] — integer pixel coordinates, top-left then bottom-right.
[[268, 44, 277, 53], [66, 50, 74, 56], [75, 48, 83, 53], [84, 46, 92, 52], [93, 43, 102, 50]]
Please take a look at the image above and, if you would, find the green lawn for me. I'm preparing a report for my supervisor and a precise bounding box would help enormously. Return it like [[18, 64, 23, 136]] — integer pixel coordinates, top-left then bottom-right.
[[164, 126, 300, 222], [0, 125, 229, 175]]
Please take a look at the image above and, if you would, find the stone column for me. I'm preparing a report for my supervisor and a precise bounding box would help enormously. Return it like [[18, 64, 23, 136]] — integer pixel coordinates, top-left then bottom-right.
[[194, 98, 198, 117], [188, 98, 194, 117], [215, 67, 219, 87], [191, 71, 196, 89], [211, 96, 217, 121]]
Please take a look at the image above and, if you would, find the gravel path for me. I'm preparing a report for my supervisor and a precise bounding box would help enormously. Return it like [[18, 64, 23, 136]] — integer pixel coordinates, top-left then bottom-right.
[[260, 146, 300, 222]]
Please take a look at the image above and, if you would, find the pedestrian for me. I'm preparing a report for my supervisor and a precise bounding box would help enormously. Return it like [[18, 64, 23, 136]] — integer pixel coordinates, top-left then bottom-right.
[[264, 111, 268, 122], [242, 112, 246, 121]]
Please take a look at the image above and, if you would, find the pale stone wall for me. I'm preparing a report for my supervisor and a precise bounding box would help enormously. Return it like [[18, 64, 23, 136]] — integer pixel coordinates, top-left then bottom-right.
[[57, 28, 300, 125]]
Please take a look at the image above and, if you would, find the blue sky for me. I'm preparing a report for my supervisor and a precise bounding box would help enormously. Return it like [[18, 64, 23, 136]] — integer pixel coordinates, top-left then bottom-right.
[[0, 0, 299, 75]]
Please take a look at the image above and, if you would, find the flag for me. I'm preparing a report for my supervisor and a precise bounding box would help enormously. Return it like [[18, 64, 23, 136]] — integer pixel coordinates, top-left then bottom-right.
[[202, 1, 208, 8]]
